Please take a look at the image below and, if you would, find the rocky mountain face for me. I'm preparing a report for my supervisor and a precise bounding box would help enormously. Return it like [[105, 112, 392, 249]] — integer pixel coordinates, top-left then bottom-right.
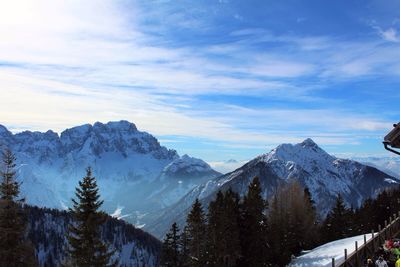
[[0, 121, 220, 233], [148, 138, 398, 238]]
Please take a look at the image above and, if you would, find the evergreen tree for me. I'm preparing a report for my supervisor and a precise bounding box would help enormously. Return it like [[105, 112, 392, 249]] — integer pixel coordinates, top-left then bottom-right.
[[375, 190, 393, 227], [239, 177, 269, 267], [161, 222, 181, 267], [207, 189, 241, 267], [180, 226, 191, 267], [186, 198, 207, 267], [206, 191, 225, 267], [321, 194, 353, 242], [221, 189, 241, 267], [67, 167, 116, 267], [0, 149, 37, 267]]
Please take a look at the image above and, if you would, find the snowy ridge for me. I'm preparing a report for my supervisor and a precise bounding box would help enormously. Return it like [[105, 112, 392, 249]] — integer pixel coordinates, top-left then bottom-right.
[[162, 154, 217, 177]]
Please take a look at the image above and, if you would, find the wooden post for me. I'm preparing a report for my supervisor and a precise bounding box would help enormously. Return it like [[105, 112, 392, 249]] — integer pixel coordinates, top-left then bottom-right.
[[363, 234, 367, 261], [372, 230, 375, 251], [344, 248, 347, 267], [355, 241, 358, 266], [332, 258, 335, 267]]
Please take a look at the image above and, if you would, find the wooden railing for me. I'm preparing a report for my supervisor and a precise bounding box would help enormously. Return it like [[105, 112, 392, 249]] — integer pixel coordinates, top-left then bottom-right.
[[331, 211, 400, 267]]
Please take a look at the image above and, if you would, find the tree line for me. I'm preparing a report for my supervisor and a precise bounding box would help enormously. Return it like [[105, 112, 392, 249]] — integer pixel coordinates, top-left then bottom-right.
[[321, 186, 400, 243], [161, 177, 400, 267], [161, 177, 318, 267]]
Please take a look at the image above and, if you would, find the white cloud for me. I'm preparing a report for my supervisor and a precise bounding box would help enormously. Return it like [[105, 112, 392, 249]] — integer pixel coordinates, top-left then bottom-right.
[[379, 27, 399, 42]]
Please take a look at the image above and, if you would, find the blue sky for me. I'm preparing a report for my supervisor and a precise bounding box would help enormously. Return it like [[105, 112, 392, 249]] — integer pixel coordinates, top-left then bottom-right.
[[0, 0, 399, 165]]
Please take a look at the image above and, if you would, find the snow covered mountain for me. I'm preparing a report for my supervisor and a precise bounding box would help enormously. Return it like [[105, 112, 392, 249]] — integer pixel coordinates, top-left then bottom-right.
[[148, 138, 398, 238], [0, 121, 220, 232]]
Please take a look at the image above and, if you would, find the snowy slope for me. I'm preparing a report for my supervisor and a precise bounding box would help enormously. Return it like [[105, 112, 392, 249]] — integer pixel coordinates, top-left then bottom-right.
[[289, 234, 373, 267], [148, 139, 397, 238], [0, 121, 220, 232]]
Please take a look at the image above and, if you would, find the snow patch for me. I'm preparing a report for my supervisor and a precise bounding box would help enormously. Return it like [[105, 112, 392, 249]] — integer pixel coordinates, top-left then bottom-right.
[[289, 233, 373, 267]]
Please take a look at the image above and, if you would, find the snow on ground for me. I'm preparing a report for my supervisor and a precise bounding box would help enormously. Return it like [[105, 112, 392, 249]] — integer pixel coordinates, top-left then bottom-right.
[[289, 233, 373, 267]]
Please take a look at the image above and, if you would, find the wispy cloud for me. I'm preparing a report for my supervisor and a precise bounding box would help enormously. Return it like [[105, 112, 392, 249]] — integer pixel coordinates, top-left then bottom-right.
[[0, 1, 397, 160]]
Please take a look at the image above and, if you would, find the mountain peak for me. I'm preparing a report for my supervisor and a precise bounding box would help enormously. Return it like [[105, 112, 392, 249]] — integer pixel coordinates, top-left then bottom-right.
[[97, 120, 138, 132], [300, 138, 318, 147], [263, 138, 335, 169]]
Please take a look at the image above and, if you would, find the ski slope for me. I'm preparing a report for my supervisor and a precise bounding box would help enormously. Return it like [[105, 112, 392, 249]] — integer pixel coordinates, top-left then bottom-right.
[[289, 233, 373, 267]]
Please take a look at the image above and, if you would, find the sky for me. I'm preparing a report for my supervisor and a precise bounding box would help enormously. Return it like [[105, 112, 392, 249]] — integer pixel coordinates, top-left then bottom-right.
[[0, 0, 399, 165]]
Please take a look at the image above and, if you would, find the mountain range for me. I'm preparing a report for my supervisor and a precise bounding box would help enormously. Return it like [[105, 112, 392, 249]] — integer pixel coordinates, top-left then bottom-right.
[[0, 121, 398, 240], [148, 138, 399, 238], [0, 121, 220, 231]]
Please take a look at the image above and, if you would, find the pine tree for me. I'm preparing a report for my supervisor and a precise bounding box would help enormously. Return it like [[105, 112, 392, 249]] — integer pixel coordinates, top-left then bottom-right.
[[180, 226, 191, 267], [0, 149, 37, 267], [186, 198, 207, 267], [239, 177, 269, 267], [207, 189, 241, 267], [321, 194, 353, 242], [161, 222, 181, 267], [206, 191, 225, 267], [221, 189, 241, 267], [67, 167, 116, 267]]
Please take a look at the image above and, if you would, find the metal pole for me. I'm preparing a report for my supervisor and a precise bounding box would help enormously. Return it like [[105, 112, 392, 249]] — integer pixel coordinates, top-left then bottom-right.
[[332, 258, 335, 267]]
